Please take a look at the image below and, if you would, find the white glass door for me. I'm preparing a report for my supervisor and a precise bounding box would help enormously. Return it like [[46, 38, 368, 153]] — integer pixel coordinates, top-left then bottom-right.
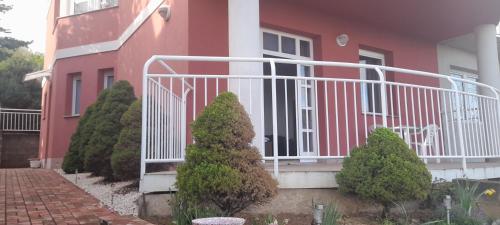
[[297, 65, 317, 157]]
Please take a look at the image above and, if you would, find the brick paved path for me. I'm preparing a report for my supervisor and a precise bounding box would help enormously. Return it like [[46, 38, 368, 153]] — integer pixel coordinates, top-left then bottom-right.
[[0, 169, 152, 225]]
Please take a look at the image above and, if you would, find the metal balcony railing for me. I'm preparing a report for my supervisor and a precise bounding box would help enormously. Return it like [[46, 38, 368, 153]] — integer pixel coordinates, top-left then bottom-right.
[[141, 56, 500, 178], [0, 108, 41, 132]]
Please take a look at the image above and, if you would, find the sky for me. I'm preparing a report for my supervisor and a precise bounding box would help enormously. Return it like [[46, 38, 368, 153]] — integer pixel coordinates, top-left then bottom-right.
[[0, 0, 50, 53]]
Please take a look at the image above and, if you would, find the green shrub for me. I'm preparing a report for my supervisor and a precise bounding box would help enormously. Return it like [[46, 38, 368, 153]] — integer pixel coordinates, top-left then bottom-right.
[[111, 99, 142, 181], [84, 81, 136, 179], [176, 92, 278, 216], [62, 89, 110, 174], [336, 128, 432, 217]]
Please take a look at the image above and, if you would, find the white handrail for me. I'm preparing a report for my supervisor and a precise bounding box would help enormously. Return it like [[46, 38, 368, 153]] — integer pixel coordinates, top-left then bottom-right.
[[141, 55, 500, 179]]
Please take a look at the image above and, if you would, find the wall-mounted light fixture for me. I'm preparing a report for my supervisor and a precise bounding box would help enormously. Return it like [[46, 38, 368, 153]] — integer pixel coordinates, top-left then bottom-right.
[[336, 34, 349, 47], [158, 3, 172, 21]]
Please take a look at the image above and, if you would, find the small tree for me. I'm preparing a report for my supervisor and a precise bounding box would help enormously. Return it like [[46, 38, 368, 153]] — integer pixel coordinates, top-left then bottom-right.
[[111, 99, 142, 180], [176, 92, 278, 216], [84, 81, 136, 179], [62, 89, 110, 173], [336, 128, 432, 218]]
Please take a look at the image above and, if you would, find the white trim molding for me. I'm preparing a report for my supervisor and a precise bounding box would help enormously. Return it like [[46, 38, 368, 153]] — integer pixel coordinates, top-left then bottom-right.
[[54, 0, 164, 60]]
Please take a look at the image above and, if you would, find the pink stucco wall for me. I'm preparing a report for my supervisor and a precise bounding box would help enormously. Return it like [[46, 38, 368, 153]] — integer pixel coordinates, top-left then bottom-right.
[[41, 0, 493, 165]]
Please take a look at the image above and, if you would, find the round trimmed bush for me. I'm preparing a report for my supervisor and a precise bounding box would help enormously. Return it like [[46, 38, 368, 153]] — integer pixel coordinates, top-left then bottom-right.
[[62, 89, 110, 174], [176, 92, 278, 216], [84, 80, 136, 179], [336, 128, 432, 217], [111, 99, 142, 180]]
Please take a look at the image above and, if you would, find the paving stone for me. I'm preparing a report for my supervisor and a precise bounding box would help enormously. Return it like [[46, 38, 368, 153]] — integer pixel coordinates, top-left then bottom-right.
[[0, 169, 153, 225]]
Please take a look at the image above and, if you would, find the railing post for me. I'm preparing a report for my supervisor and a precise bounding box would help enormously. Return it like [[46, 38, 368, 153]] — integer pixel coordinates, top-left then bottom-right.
[[140, 61, 151, 181], [375, 68, 388, 127], [270, 59, 279, 178], [448, 77, 467, 174]]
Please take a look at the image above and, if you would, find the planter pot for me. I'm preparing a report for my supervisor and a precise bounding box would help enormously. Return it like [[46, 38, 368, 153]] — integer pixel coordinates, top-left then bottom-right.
[[192, 217, 245, 225], [29, 159, 41, 168]]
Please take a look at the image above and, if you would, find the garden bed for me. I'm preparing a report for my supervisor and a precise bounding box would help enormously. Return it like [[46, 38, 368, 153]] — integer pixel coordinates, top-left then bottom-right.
[[55, 169, 141, 216]]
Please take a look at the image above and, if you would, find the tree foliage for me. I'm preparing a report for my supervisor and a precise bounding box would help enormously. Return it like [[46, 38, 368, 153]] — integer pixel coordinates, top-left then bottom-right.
[[111, 99, 142, 180], [84, 81, 136, 179], [0, 48, 42, 108], [336, 128, 432, 217], [62, 89, 110, 174], [176, 92, 278, 216]]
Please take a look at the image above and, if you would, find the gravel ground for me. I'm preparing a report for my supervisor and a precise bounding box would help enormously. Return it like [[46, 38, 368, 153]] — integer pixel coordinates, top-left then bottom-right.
[[55, 169, 141, 216]]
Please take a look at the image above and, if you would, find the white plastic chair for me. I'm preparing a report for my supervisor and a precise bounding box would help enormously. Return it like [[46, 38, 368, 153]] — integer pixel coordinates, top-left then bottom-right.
[[412, 124, 440, 163]]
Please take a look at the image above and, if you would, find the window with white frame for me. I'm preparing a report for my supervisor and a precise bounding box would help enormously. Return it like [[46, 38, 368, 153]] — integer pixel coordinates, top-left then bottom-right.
[[359, 49, 385, 114], [103, 70, 114, 89], [450, 69, 479, 120], [60, 0, 118, 17], [71, 76, 82, 116]]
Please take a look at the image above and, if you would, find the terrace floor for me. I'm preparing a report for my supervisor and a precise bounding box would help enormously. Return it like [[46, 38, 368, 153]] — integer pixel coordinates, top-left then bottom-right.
[[0, 169, 151, 225]]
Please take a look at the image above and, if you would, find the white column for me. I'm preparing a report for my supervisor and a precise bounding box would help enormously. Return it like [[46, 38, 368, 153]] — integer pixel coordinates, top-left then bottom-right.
[[475, 24, 500, 90], [228, 0, 265, 152]]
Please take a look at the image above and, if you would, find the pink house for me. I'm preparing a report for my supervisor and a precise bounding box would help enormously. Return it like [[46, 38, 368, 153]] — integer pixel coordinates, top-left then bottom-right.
[[26, 0, 500, 192]]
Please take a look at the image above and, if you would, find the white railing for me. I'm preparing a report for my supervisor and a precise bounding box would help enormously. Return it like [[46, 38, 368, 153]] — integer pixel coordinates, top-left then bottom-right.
[[141, 56, 500, 178], [0, 108, 42, 132]]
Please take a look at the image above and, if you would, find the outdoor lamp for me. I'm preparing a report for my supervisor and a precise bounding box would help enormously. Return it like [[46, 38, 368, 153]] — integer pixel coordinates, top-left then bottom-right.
[[158, 4, 172, 21], [336, 34, 349, 47]]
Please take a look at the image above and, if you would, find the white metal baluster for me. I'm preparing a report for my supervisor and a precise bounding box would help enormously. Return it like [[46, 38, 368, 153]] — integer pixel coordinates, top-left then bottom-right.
[[397, 85, 403, 137], [169, 78, 174, 160], [216, 78, 219, 96], [478, 97, 487, 157], [325, 81, 331, 156], [285, 78, 289, 157], [424, 90, 430, 157], [334, 81, 340, 156], [404, 87, 410, 149], [204, 78, 208, 106], [411, 88, 417, 151], [315, 80, 320, 157], [389, 83, 395, 131], [417, 88, 424, 160], [181, 77, 186, 159], [260, 76, 266, 158], [270, 59, 279, 177], [353, 82, 359, 147], [344, 81, 350, 155], [486, 98, 495, 157], [371, 81, 376, 129], [193, 78, 197, 121], [363, 81, 369, 141], [447, 91, 459, 156]]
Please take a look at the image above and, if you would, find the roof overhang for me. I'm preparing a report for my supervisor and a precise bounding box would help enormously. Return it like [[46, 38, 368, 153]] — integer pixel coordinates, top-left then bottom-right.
[[283, 0, 500, 41], [24, 69, 52, 82]]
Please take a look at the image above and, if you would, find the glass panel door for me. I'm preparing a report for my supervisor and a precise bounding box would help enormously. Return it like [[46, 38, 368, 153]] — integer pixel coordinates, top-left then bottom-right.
[[297, 65, 317, 156]]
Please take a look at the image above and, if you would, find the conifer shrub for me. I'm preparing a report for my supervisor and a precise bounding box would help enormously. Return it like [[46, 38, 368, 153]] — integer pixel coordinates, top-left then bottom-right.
[[84, 81, 136, 179], [336, 128, 432, 217], [111, 99, 142, 181], [176, 92, 278, 216], [62, 89, 110, 174]]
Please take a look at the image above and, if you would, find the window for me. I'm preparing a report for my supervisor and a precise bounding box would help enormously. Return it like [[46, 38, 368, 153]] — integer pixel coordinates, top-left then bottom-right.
[[262, 29, 313, 59], [71, 76, 82, 116], [359, 49, 385, 114], [450, 70, 479, 120], [60, 0, 118, 17], [103, 70, 114, 89]]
